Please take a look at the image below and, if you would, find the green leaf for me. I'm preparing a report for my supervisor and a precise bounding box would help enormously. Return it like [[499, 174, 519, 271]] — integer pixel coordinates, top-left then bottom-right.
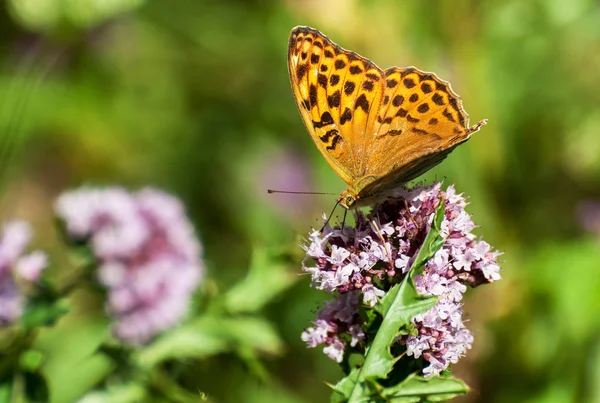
[[23, 371, 49, 403], [19, 350, 44, 372], [77, 383, 148, 403], [20, 297, 70, 332], [382, 374, 469, 402], [223, 246, 297, 314], [365, 201, 445, 380], [361, 280, 438, 382], [0, 377, 13, 403], [409, 199, 446, 281], [338, 201, 446, 403], [32, 309, 114, 403], [330, 369, 362, 403], [138, 315, 284, 367]]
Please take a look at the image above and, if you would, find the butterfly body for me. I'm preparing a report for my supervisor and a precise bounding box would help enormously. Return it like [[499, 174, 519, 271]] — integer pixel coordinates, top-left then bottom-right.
[[288, 26, 486, 209]]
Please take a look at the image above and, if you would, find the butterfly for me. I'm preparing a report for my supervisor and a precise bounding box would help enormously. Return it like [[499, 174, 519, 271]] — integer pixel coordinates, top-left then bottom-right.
[[288, 26, 486, 209]]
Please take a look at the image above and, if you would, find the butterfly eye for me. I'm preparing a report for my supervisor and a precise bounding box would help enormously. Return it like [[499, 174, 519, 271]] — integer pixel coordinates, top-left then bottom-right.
[[345, 195, 356, 207]]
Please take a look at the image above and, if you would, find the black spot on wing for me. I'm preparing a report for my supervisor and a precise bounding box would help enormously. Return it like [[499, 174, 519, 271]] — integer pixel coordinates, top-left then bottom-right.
[[346, 53, 359, 62], [400, 68, 416, 78], [335, 59, 346, 69], [340, 107, 352, 125], [313, 111, 335, 128], [296, 64, 307, 80], [392, 95, 404, 107], [448, 99, 466, 125], [344, 81, 356, 95], [321, 111, 334, 125], [377, 116, 393, 124], [355, 94, 369, 112], [417, 103, 430, 113], [326, 134, 341, 150], [319, 129, 338, 143], [327, 91, 341, 108], [349, 65, 363, 74], [443, 108, 456, 122], [432, 93, 445, 105], [309, 84, 317, 107], [317, 74, 328, 89], [412, 128, 429, 135]]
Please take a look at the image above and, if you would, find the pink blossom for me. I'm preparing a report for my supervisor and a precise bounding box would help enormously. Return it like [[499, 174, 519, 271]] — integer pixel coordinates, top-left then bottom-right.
[[301, 183, 501, 376], [55, 187, 204, 344], [0, 221, 48, 326]]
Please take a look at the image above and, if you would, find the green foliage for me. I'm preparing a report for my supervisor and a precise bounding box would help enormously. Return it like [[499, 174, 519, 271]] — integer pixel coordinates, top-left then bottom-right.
[[24, 242, 295, 402], [381, 374, 469, 402], [223, 247, 298, 314], [138, 315, 284, 368], [20, 297, 70, 333]]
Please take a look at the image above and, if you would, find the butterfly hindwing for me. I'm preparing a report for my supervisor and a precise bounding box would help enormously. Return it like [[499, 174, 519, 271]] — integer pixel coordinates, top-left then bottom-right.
[[359, 67, 485, 196]]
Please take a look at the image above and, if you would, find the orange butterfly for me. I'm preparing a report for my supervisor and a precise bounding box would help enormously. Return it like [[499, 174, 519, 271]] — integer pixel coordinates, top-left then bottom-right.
[[288, 26, 486, 209]]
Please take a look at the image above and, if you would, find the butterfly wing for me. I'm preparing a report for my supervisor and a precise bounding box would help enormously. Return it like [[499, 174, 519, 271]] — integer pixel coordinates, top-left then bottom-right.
[[288, 26, 485, 201], [357, 67, 486, 197], [288, 26, 385, 185]]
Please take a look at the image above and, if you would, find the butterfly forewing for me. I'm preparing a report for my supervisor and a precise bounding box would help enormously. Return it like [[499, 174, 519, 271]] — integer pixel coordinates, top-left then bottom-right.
[[288, 26, 485, 204], [288, 27, 385, 185]]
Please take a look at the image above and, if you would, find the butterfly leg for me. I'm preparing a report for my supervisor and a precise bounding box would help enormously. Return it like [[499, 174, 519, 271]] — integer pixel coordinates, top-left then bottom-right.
[[370, 219, 394, 272], [399, 198, 419, 229]]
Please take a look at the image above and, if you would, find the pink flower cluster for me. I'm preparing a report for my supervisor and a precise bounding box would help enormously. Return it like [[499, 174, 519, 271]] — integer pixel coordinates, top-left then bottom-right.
[[301, 183, 501, 376], [0, 221, 47, 326], [301, 291, 365, 362], [55, 187, 203, 344]]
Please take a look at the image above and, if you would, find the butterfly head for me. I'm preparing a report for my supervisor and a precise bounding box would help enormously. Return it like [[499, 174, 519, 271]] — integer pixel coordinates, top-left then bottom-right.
[[338, 190, 359, 210]]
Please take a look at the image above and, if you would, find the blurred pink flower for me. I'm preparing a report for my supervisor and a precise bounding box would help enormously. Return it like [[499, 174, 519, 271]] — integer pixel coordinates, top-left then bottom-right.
[[55, 187, 204, 345], [576, 200, 600, 235], [0, 221, 48, 326], [256, 147, 315, 219]]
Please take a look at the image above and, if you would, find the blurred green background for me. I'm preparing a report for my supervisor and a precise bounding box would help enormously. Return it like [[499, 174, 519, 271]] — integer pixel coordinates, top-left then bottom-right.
[[1, 0, 600, 402]]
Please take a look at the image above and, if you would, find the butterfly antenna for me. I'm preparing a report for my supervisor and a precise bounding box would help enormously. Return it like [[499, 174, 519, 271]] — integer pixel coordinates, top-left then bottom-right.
[[320, 199, 341, 232], [267, 189, 337, 195]]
